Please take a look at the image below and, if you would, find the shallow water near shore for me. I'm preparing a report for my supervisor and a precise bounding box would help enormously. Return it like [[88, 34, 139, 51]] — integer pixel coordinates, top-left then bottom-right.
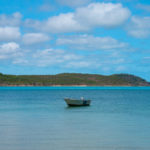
[[0, 87, 150, 150]]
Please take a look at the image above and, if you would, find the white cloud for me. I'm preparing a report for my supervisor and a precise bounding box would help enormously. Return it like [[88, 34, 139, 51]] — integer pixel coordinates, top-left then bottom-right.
[[33, 48, 81, 67], [127, 16, 150, 38], [57, 35, 128, 50], [23, 33, 50, 45], [43, 13, 88, 33], [0, 42, 22, 59], [0, 42, 19, 53], [75, 3, 131, 28], [0, 12, 21, 42], [56, 0, 91, 7], [0, 12, 22, 26], [25, 3, 130, 33], [32, 48, 102, 69], [0, 27, 20, 41]]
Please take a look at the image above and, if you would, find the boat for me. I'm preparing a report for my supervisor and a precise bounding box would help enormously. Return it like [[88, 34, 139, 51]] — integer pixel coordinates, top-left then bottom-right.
[[64, 97, 91, 106]]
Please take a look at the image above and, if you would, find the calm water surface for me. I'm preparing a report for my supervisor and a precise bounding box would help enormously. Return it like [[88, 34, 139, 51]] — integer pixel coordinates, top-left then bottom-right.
[[0, 87, 150, 150]]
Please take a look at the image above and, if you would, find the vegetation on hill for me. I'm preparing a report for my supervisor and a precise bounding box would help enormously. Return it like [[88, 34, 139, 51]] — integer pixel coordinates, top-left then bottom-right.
[[0, 73, 149, 86]]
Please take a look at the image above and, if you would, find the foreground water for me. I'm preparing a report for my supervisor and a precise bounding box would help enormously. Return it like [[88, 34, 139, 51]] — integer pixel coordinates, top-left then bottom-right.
[[0, 87, 150, 150]]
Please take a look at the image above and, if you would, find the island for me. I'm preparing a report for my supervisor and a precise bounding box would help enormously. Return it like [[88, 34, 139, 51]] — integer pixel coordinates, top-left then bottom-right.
[[0, 73, 149, 86]]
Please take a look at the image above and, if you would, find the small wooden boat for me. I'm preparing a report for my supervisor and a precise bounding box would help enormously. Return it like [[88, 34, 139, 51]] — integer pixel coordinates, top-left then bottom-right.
[[64, 97, 91, 106]]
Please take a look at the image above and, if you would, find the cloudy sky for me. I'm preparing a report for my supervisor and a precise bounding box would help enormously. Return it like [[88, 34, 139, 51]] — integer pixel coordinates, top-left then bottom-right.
[[0, 0, 150, 80]]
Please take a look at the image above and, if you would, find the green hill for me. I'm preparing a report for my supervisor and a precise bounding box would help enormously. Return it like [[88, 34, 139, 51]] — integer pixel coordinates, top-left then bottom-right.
[[0, 73, 149, 86]]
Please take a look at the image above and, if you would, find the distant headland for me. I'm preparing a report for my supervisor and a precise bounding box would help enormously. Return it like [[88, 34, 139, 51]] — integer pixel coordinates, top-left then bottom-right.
[[0, 73, 149, 86]]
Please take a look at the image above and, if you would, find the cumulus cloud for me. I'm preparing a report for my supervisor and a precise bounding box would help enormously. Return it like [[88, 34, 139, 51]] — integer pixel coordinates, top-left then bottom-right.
[[0, 42, 19, 53], [33, 49, 82, 67], [57, 35, 128, 50], [25, 13, 87, 33], [32, 48, 102, 69], [23, 33, 50, 45], [42, 13, 89, 33], [0, 42, 22, 59], [25, 2, 130, 33], [75, 3, 130, 28], [127, 16, 150, 38], [0, 27, 21, 41], [0, 12, 22, 26], [0, 12, 21, 42]]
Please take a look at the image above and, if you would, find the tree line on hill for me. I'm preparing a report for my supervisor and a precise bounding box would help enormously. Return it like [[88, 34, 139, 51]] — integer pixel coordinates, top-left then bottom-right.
[[0, 73, 149, 86]]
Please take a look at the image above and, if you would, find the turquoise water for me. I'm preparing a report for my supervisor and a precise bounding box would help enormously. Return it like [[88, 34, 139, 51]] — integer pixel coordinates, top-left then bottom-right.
[[0, 87, 150, 150]]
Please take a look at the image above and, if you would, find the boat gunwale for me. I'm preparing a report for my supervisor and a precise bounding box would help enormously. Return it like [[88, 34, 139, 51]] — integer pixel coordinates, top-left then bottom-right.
[[64, 98, 91, 106]]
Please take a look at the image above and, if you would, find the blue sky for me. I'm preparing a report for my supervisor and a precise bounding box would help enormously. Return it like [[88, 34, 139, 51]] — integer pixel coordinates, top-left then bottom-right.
[[0, 0, 150, 81]]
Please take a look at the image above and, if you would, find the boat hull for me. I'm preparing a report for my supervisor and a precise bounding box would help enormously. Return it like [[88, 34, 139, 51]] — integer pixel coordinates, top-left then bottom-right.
[[64, 99, 91, 106]]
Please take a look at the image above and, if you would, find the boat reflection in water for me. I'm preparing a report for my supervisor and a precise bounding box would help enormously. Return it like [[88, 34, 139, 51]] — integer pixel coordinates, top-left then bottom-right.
[[64, 97, 91, 107]]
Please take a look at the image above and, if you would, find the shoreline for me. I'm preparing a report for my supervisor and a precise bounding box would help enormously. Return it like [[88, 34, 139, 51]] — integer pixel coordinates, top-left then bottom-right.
[[0, 84, 149, 87], [0, 73, 149, 87]]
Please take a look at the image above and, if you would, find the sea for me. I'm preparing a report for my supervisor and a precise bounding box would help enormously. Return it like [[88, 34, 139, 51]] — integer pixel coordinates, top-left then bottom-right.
[[0, 86, 150, 150]]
